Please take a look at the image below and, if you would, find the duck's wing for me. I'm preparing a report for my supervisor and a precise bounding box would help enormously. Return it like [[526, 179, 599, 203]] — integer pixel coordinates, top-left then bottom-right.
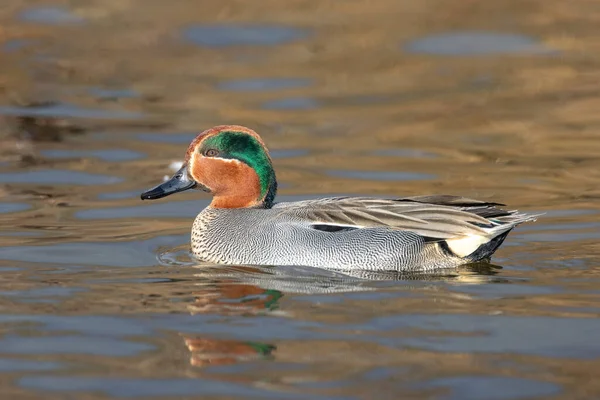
[[272, 195, 537, 240]]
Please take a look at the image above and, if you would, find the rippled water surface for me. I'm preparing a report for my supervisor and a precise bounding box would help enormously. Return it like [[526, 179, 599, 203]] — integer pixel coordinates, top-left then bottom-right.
[[1, 1, 600, 399]]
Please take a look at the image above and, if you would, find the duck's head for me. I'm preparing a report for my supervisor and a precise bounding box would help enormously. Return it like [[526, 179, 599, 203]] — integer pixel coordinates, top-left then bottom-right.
[[141, 125, 277, 209]]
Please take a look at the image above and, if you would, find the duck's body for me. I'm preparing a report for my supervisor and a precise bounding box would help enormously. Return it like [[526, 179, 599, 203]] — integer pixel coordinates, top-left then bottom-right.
[[191, 196, 533, 271], [142, 125, 538, 272]]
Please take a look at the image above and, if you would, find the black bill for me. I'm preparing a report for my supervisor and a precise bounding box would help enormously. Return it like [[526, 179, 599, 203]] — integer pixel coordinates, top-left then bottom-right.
[[140, 165, 196, 200]]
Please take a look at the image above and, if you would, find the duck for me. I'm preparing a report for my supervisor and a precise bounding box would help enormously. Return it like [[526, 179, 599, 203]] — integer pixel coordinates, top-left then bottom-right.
[[141, 125, 539, 272]]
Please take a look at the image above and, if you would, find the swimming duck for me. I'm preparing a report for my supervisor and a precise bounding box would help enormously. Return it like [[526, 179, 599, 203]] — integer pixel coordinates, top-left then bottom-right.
[[141, 125, 538, 271]]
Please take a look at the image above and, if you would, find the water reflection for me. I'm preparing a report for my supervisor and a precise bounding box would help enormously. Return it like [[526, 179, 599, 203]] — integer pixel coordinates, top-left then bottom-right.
[[19, 376, 318, 399], [0, 170, 122, 185], [217, 78, 312, 92], [4, 109, 85, 143], [0, 235, 186, 267], [178, 263, 501, 373], [184, 336, 276, 367], [18, 6, 84, 25], [166, 266, 284, 315], [189, 270, 284, 316], [373, 148, 438, 159], [0, 103, 141, 120], [0, 286, 86, 303], [88, 87, 139, 100], [40, 148, 144, 162], [183, 24, 310, 47], [0, 359, 63, 372], [2, 39, 32, 52], [261, 97, 320, 110], [187, 262, 504, 300], [419, 376, 560, 400], [0, 335, 153, 356], [327, 169, 436, 181], [404, 31, 554, 56], [0, 202, 30, 213]]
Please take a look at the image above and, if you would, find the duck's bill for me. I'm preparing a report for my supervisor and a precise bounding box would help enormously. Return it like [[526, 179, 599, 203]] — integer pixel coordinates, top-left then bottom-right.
[[140, 166, 197, 200]]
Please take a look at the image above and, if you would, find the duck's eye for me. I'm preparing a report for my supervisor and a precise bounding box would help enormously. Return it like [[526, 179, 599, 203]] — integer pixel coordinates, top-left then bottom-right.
[[204, 149, 219, 157]]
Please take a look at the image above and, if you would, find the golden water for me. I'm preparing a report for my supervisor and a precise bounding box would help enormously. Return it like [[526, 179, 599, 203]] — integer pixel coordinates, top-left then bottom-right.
[[1, 0, 599, 398]]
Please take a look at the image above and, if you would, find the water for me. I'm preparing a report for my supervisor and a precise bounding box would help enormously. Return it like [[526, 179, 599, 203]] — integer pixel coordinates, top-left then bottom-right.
[[183, 24, 310, 47], [262, 97, 320, 110], [0, 203, 30, 214], [419, 377, 560, 400], [404, 31, 554, 56], [0, 103, 142, 120], [2, 39, 32, 52], [217, 78, 312, 92], [0, 170, 122, 185], [18, 6, 84, 25], [327, 169, 436, 181], [1, 1, 600, 399], [88, 88, 140, 100], [373, 148, 438, 159], [40, 149, 144, 162]]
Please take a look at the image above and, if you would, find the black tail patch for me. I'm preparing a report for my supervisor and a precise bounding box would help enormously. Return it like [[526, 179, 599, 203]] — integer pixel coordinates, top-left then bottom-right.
[[466, 231, 511, 262], [437, 230, 512, 261]]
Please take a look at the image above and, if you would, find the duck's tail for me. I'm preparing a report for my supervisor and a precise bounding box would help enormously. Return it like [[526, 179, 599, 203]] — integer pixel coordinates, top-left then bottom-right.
[[446, 211, 542, 261]]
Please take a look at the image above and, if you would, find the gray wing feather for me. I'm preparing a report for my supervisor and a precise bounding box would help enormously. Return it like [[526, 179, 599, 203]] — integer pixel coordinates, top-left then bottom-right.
[[272, 196, 519, 240]]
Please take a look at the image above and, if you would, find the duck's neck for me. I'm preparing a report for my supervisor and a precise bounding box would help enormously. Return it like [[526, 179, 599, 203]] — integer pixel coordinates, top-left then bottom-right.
[[210, 174, 277, 209], [262, 176, 277, 208], [251, 158, 277, 209]]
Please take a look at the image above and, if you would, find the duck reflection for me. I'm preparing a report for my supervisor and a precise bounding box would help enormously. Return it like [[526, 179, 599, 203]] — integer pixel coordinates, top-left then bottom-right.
[[180, 262, 502, 368], [186, 262, 503, 316], [183, 336, 276, 367], [186, 265, 282, 316], [190, 261, 502, 297]]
